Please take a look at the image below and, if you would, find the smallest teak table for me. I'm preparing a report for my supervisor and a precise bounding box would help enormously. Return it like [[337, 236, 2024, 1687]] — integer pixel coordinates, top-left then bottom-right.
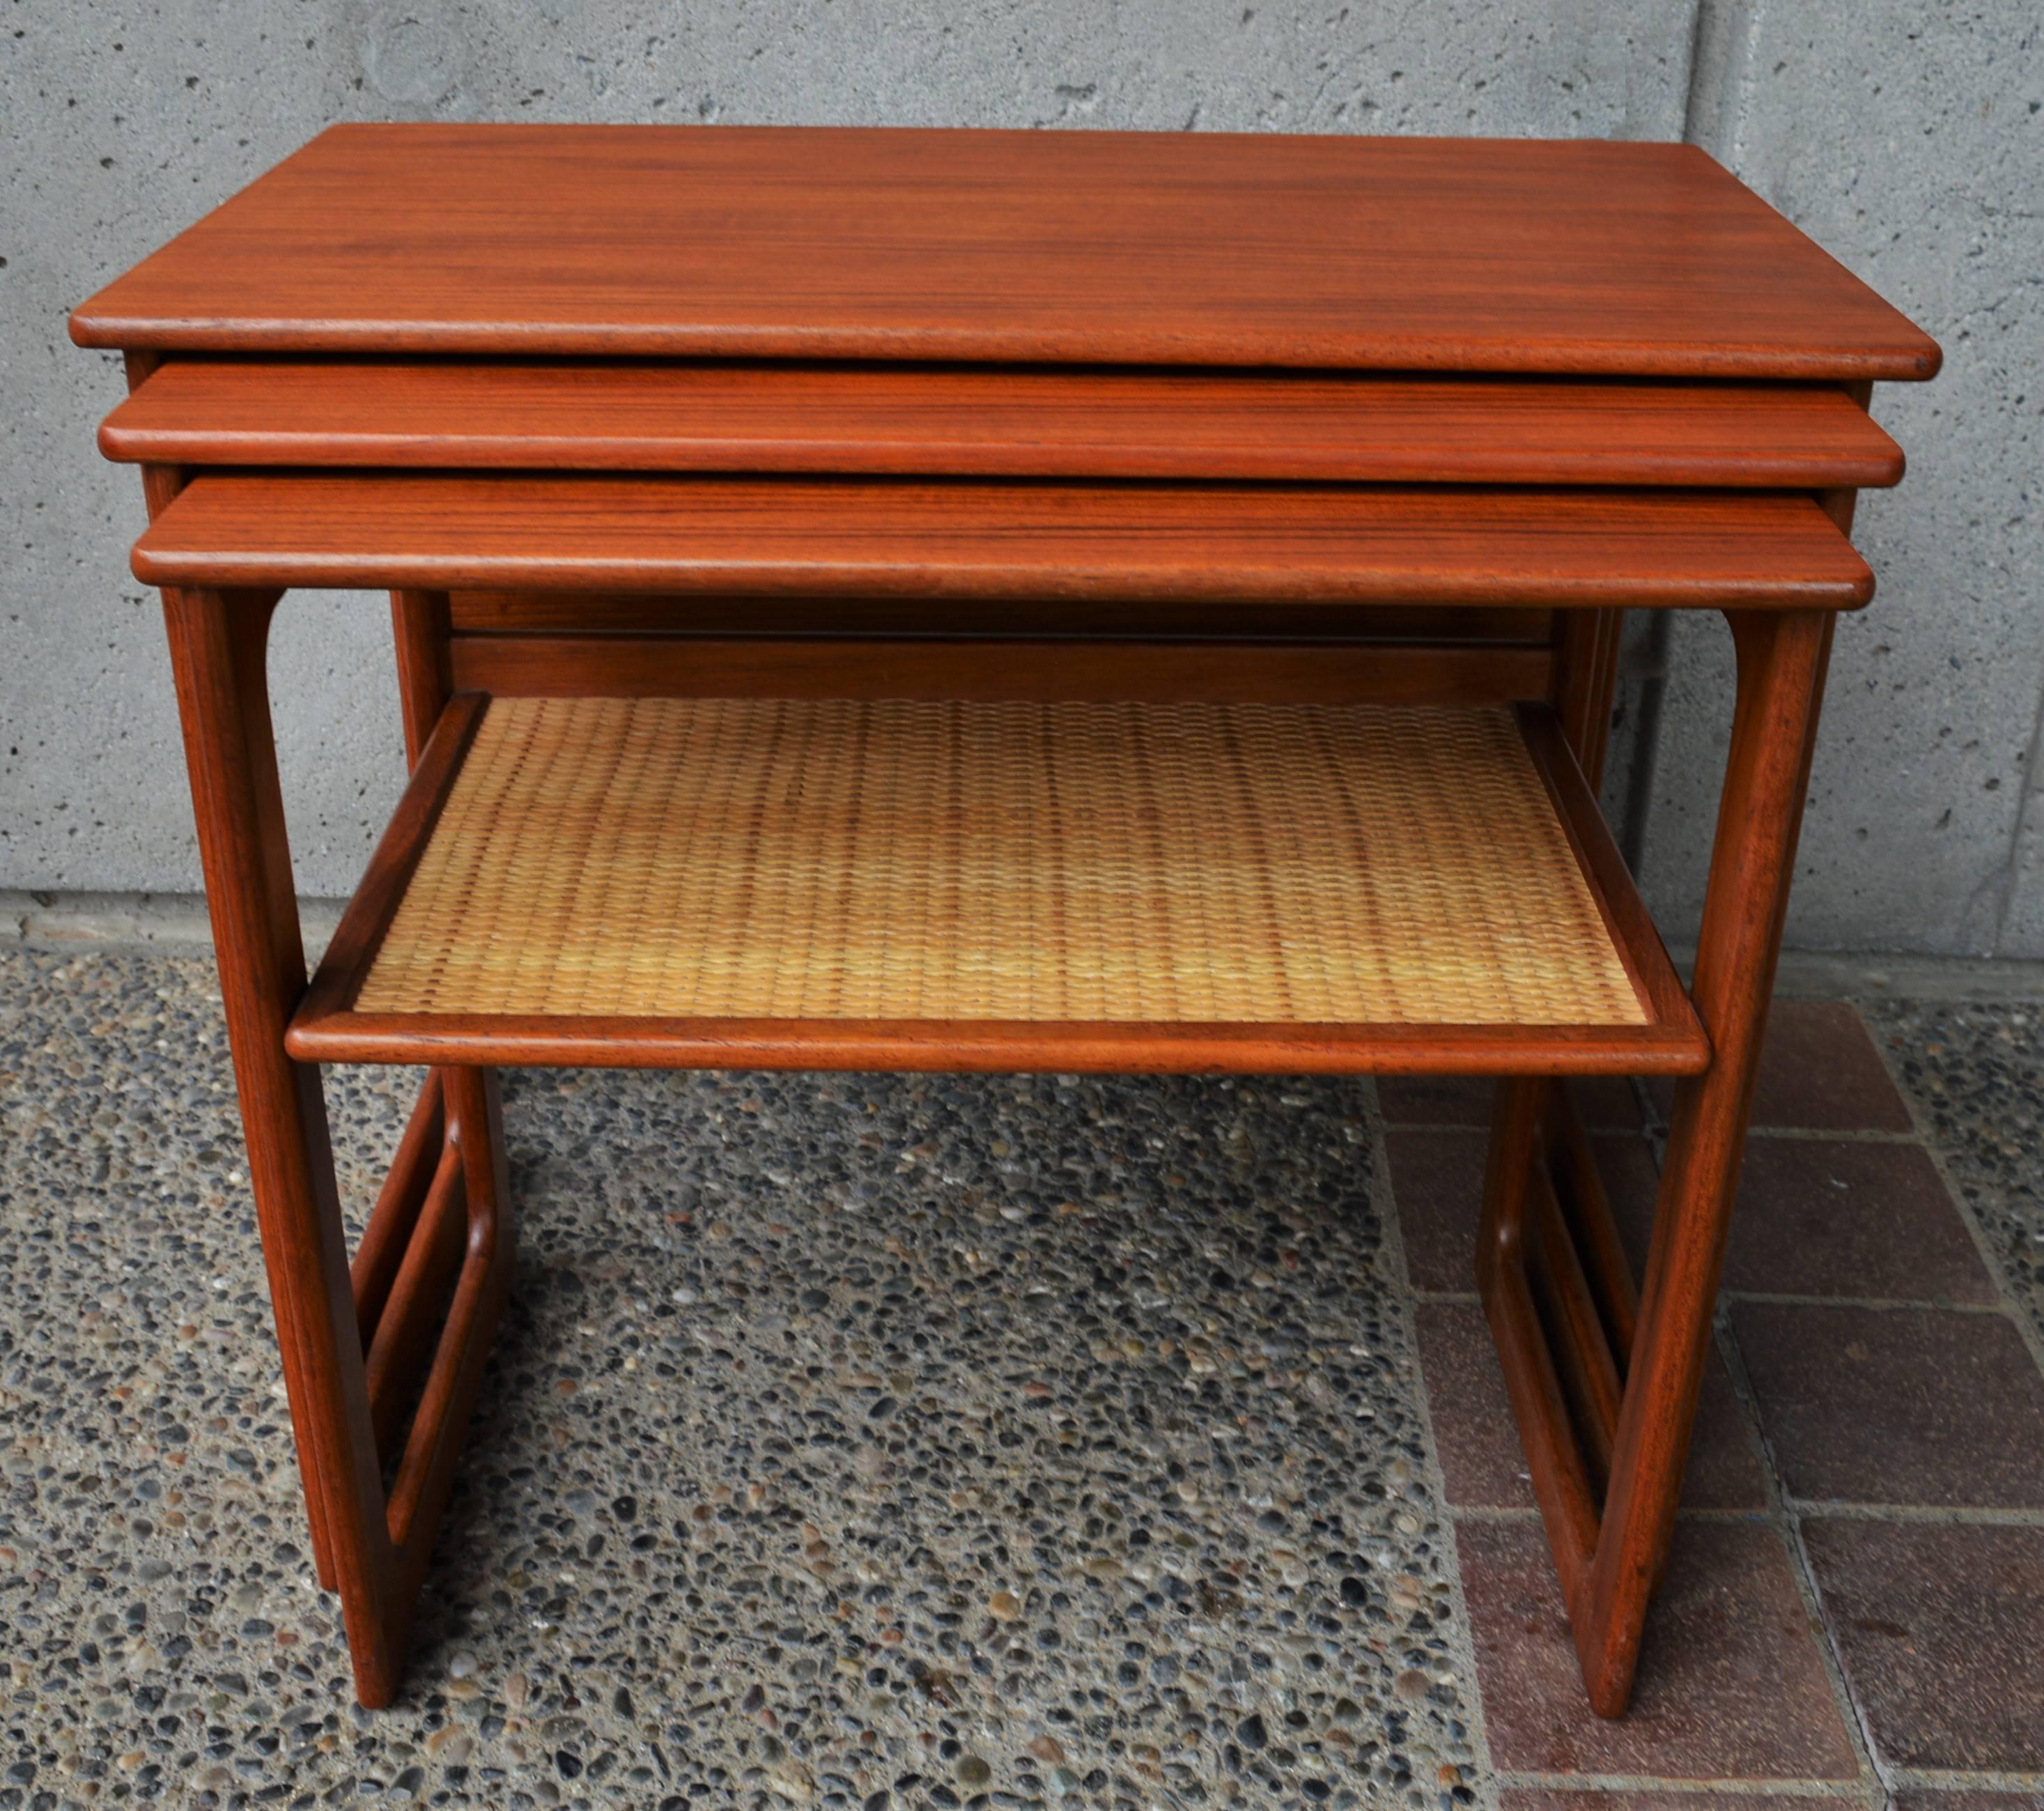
[[71, 124, 1938, 1716]]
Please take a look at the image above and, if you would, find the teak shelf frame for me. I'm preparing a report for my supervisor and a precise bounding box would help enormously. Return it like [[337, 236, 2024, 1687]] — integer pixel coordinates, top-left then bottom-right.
[[74, 124, 1940, 1720], [279, 691, 1706, 1076]]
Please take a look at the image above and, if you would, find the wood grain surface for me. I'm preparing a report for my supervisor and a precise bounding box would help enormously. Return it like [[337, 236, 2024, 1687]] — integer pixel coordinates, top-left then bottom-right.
[[442, 635, 1556, 707], [442, 590, 1558, 645], [131, 472, 1876, 609], [100, 358, 1907, 487], [71, 125, 1940, 379]]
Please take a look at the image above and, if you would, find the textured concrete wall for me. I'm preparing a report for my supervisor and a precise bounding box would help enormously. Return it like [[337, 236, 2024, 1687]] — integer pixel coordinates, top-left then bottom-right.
[[1634, 1, 2044, 957], [3, 2, 2036, 953]]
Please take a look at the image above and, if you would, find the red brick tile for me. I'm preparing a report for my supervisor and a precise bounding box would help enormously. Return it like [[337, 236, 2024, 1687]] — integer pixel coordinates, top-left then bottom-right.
[[1388, 1128, 1487, 1294], [1611, 1136, 1995, 1305], [1731, 1304, 2044, 1507], [1570, 1131, 1663, 1265], [1648, 1000, 1913, 1132], [1391, 1130, 1658, 1297], [1379, 1073, 1643, 1130], [1576, 1074, 1650, 1134], [1377, 1073, 1497, 1127], [1458, 1518, 1857, 1779], [1889, 1796, 2044, 1811], [1415, 1298, 1535, 1506], [1804, 1520, 2044, 1774], [1501, 1796, 1827, 1811], [1416, 1300, 1765, 1510]]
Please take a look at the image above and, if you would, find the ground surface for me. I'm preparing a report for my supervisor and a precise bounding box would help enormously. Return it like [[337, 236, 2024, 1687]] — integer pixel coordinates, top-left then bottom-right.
[[1, 948, 2040, 1810]]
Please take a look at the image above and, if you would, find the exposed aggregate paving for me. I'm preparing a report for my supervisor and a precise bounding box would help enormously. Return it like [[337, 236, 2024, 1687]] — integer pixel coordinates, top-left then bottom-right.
[[0, 948, 1482, 1810], [1861, 998, 2044, 1350]]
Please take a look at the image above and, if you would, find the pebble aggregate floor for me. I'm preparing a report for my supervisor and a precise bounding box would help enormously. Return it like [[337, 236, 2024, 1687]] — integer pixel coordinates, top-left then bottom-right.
[[1, 948, 2040, 1810]]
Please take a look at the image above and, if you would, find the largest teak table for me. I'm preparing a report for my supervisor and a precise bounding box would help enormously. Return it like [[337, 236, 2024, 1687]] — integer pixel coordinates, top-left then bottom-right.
[[72, 124, 1940, 1716]]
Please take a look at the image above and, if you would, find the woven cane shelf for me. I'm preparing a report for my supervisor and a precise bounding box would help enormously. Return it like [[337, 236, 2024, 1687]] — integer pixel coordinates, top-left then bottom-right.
[[288, 692, 1704, 1074]]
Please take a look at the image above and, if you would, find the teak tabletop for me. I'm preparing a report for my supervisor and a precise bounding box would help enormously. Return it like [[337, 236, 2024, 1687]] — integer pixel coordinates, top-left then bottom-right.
[[74, 123, 1940, 378], [73, 122, 1938, 1723], [100, 358, 1906, 486]]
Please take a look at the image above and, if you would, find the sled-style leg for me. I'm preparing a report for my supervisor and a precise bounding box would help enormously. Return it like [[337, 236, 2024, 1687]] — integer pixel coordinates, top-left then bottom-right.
[[162, 583, 513, 1706], [1479, 607, 1834, 1716]]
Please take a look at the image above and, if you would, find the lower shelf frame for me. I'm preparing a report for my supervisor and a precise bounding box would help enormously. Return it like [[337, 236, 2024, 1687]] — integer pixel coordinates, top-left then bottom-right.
[[284, 689, 1707, 1077]]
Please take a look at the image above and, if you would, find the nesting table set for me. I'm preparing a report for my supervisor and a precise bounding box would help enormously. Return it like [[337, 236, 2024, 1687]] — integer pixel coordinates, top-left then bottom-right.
[[72, 124, 1937, 1715]]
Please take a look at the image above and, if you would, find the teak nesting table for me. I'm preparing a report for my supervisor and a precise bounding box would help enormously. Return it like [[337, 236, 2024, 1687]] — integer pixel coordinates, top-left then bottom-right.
[[72, 123, 1939, 1717]]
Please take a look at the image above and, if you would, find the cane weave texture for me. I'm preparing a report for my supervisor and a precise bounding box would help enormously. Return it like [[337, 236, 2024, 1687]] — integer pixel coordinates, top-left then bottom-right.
[[355, 696, 1646, 1027]]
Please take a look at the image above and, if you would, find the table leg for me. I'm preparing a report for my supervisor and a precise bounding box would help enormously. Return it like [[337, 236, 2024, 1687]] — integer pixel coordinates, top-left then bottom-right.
[[387, 584, 512, 1375], [162, 583, 513, 1706], [1479, 606, 1835, 1716]]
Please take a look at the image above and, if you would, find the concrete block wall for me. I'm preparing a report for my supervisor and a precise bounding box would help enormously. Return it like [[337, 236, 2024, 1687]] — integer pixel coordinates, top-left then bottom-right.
[[1636, 3, 2044, 956], [3, 2, 2037, 953]]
